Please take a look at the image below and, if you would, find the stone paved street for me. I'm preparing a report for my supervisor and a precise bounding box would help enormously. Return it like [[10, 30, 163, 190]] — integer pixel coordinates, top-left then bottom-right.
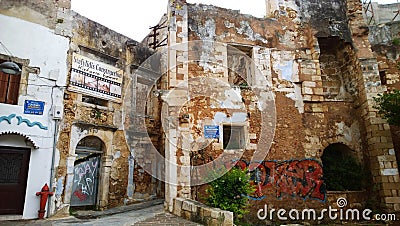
[[133, 212, 201, 226], [0, 204, 202, 226]]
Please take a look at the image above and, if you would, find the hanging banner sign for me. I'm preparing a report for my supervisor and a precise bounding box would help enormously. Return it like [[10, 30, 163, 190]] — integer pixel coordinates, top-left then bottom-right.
[[68, 53, 123, 103]]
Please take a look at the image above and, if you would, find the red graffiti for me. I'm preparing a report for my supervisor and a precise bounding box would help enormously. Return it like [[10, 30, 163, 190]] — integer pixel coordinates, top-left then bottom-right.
[[233, 159, 325, 201], [73, 189, 87, 201]]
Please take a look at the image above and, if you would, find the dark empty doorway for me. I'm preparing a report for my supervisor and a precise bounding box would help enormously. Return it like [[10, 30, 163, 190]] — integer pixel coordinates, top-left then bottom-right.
[[322, 143, 364, 191]]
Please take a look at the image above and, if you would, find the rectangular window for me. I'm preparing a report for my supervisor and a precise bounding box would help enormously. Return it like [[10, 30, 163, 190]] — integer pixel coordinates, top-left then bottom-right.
[[379, 71, 387, 85], [82, 95, 108, 106], [227, 44, 253, 87], [223, 125, 245, 150], [0, 71, 21, 105]]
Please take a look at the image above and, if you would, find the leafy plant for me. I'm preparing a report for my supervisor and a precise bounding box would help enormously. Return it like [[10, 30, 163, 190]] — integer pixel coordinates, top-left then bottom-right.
[[205, 167, 255, 220], [392, 38, 400, 46], [373, 89, 400, 126]]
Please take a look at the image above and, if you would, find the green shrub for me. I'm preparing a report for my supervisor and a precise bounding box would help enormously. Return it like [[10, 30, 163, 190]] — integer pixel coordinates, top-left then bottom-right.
[[205, 167, 255, 220], [392, 38, 400, 46], [373, 89, 400, 126]]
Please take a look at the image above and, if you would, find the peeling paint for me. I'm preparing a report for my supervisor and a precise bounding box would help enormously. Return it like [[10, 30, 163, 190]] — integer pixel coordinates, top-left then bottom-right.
[[197, 19, 218, 73], [272, 51, 298, 82], [335, 121, 361, 145], [285, 84, 304, 113], [220, 88, 244, 109], [212, 112, 247, 124], [236, 21, 268, 44], [113, 150, 121, 161], [224, 20, 235, 29], [55, 177, 64, 197]]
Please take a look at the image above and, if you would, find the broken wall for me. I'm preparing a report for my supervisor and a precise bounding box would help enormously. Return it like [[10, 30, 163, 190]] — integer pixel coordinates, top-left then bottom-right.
[[161, 2, 374, 222], [347, 0, 400, 212], [0, 0, 71, 29], [159, 1, 400, 224], [368, 5, 400, 211], [300, 0, 352, 42], [53, 10, 162, 216]]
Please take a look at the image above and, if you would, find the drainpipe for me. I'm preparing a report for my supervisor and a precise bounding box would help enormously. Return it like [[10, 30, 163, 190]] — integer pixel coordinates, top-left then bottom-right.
[[47, 85, 61, 217], [127, 153, 135, 199], [47, 118, 59, 218]]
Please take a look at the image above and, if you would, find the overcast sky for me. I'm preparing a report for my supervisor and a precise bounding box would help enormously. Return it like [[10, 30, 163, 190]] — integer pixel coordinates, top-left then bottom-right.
[[71, 0, 399, 42]]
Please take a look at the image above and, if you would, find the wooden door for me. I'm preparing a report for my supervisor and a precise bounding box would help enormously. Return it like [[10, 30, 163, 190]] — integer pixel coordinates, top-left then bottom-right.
[[0, 146, 30, 214]]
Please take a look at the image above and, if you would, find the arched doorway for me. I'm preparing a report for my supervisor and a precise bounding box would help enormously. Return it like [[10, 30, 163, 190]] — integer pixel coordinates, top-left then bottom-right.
[[70, 136, 104, 208], [322, 143, 364, 191]]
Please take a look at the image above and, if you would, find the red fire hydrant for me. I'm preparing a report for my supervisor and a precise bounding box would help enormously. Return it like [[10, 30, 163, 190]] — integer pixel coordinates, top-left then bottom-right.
[[35, 184, 54, 219]]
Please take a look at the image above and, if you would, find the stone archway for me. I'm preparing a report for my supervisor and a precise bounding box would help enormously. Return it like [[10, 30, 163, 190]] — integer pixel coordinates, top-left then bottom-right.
[[64, 126, 114, 211]]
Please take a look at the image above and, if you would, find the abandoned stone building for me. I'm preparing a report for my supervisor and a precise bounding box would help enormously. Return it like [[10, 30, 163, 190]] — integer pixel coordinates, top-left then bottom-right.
[[143, 0, 400, 223], [53, 10, 164, 216], [0, 0, 400, 224]]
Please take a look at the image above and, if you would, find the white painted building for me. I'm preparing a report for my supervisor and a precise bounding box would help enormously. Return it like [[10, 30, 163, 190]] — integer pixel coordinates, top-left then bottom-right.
[[0, 14, 69, 219]]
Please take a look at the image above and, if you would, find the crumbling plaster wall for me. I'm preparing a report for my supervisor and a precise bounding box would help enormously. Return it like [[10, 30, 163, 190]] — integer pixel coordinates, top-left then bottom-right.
[[346, 0, 400, 211], [163, 1, 368, 216], [299, 0, 352, 42], [0, 0, 71, 30], [370, 20, 400, 89], [373, 41, 400, 174], [53, 10, 161, 215], [369, 21, 400, 46], [186, 2, 363, 165], [368, 8, 400, 212]]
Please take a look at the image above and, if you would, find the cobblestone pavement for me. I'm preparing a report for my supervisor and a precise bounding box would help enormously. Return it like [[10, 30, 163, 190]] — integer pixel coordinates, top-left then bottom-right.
[[0, 204, 202, 226], [133, 212, 202, 226]]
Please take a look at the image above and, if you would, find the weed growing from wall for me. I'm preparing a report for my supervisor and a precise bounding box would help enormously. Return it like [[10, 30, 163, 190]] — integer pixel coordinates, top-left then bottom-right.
[[374, 89, 400, 126], [392, 38, 400, 46]]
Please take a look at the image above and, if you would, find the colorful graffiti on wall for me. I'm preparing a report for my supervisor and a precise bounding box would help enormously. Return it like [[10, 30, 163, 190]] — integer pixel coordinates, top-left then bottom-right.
[[70, 156, 100, 206], [225, 159, 326, 201]]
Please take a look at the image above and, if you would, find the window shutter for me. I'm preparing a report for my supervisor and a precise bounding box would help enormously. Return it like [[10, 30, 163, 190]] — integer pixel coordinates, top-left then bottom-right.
[[0, 72, 8, 103], [7, 73, 21, 105]]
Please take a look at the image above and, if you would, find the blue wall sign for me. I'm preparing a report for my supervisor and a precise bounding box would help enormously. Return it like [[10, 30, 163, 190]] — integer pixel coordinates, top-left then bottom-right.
[[24, 100, 45, 115], [204, 125, 219, 139]]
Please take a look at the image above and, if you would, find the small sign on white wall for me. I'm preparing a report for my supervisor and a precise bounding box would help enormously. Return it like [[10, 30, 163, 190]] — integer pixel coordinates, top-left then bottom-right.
[[24, 100, 45, 115]]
